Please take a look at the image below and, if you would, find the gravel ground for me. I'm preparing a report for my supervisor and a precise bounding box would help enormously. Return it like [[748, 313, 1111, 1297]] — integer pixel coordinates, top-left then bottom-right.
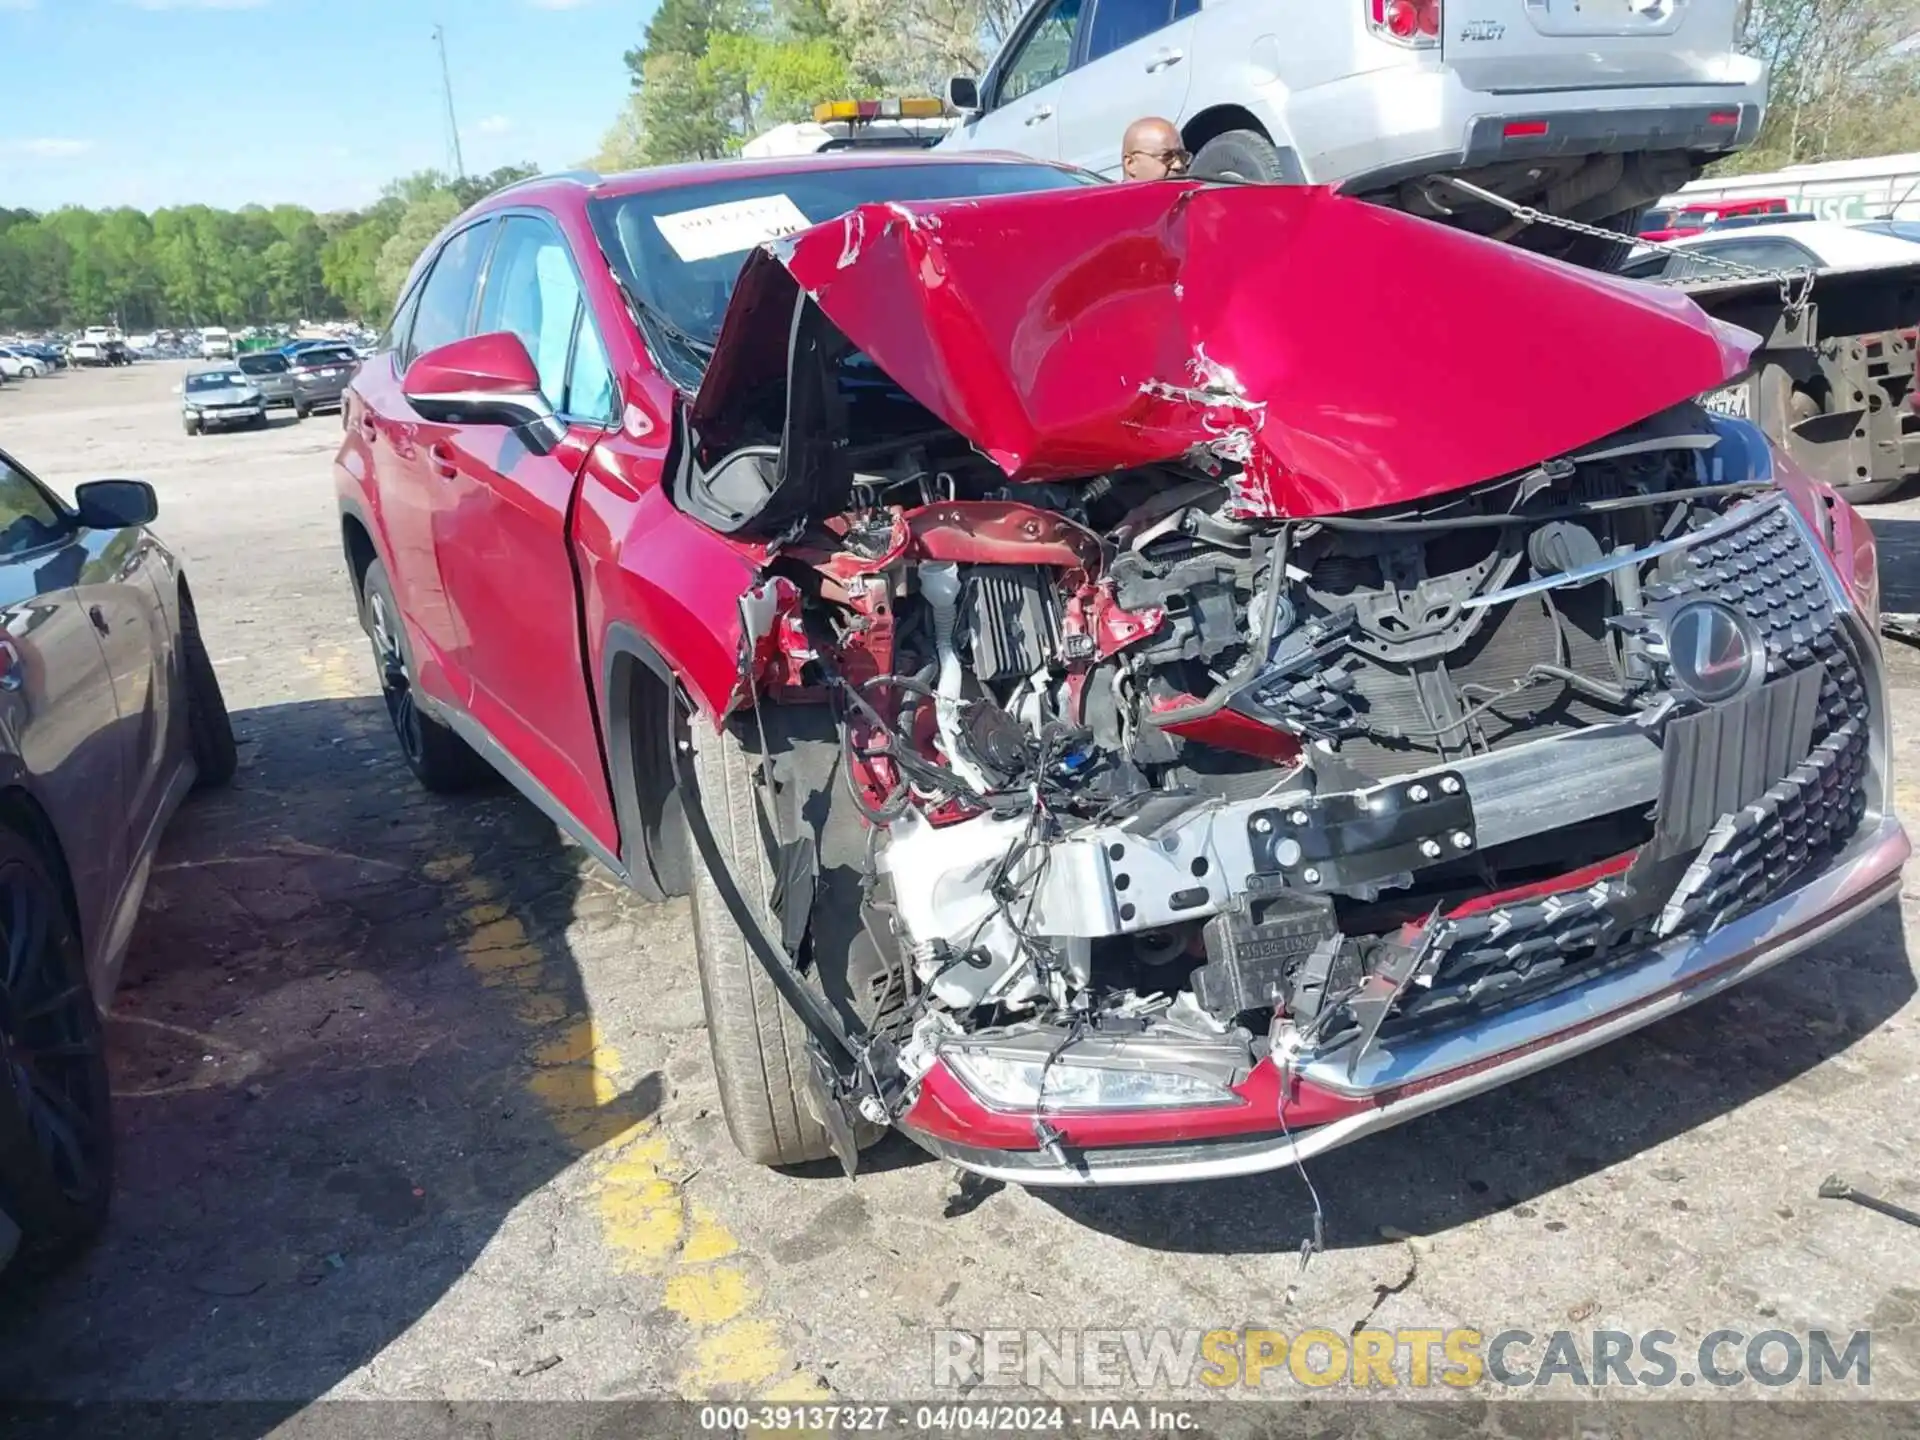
[[1, 362, 1919, 1413]]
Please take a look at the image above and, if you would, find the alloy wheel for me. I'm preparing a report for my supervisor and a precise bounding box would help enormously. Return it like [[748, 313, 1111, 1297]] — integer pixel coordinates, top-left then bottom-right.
[[368, 592, 425, 766], [0, 861, 105, 1204]]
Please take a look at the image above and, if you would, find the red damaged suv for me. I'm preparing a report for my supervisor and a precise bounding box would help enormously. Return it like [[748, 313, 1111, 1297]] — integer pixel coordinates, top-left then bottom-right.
[[335, 154, 1905, 1186]]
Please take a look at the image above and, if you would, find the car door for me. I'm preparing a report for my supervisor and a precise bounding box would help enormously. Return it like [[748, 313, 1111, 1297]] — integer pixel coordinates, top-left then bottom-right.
[[358, 216, 497, 710], [958, 0, 1087, 162], [0, 453, 129, 980], [429, 211, 623, 852], [1057, 0, 1200, 177]]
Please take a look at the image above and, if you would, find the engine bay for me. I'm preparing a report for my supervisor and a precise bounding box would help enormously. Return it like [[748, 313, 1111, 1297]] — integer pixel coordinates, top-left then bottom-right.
[[700, 371, 1869, 1101]]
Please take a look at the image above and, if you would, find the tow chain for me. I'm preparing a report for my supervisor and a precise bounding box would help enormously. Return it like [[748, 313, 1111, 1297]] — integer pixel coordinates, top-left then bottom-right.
[[1436, 176, 1817, 319]]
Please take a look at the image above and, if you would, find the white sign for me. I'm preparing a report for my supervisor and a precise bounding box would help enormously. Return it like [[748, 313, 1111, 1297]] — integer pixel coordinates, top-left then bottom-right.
[[653, 194, 813, 263], [1701, 383, 1751, 419]]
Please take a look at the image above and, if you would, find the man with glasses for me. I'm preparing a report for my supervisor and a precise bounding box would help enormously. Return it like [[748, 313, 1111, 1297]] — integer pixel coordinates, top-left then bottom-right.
[[1121, 116, 1191, 181]]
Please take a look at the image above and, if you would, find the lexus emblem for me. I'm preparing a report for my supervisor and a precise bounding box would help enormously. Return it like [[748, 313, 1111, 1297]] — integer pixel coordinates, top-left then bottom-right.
[[1664, 600, 1762, 704]]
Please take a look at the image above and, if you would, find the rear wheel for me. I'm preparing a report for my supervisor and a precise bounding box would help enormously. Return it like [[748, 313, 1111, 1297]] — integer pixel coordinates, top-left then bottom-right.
[[1191, 129, 1292, 184], [179, 586, 236, 788], [360, 559, 489, 792], [0, 823, 112, 1277]]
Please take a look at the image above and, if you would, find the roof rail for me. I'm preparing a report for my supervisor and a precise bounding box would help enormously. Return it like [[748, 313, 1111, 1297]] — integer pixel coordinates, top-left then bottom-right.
[[490, 168, 602, 199]]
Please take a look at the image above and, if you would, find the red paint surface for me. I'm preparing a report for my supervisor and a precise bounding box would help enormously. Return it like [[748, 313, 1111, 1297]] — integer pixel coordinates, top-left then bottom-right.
[[701, 181, 1755, 517], [902, 1054, 1373, 1153], [402, 330, 544, 398], [1149, 693, 1303, 764]]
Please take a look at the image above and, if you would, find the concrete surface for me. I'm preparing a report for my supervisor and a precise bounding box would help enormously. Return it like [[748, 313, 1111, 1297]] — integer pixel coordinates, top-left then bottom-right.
[[0, 363, 1918, 1407]]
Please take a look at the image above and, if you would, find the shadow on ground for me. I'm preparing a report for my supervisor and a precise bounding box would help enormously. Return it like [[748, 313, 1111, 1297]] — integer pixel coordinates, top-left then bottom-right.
[[0, 693, 658, 1407]]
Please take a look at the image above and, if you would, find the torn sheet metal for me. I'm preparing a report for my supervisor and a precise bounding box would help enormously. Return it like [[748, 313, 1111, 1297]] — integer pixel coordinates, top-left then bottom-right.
[[692, 180, 1757, 518]]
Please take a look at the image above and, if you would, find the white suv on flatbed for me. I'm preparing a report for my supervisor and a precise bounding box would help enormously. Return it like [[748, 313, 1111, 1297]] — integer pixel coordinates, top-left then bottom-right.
[[939, 0, 1766, 266]]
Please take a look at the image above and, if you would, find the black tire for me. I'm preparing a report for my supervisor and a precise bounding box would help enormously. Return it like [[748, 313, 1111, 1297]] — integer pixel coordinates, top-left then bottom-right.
[[688, 720, 837, 1167], [182, 414, 199, 436], [293, 402, 309, 422], [179, 586, 236, 788], [359, 559, 489, 792], [0, 823, 112, 1277], [1191, 129, 1293, 184]]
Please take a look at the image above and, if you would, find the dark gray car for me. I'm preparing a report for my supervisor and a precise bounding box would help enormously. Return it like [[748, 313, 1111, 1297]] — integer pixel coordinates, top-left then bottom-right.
[[286, 344, 358, 419], [235, 351, 297, 412], [181, 367, 266, 435]]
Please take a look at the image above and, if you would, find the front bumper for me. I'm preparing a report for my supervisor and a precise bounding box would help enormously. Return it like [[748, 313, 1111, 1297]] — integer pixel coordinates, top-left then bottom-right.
[[903, 811, 1907, 1185]]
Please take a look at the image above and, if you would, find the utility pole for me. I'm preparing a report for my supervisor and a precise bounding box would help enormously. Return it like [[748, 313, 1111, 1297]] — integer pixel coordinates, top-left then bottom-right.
[[433, 23, 466, 181]]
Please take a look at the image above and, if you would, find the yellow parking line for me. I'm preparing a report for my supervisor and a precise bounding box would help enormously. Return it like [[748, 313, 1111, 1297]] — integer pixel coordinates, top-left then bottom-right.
[[424, 849, 827, 1400]]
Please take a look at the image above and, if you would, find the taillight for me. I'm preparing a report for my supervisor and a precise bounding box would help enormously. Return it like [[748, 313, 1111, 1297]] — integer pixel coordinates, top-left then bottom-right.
[[1368, 0, 1440, 46]]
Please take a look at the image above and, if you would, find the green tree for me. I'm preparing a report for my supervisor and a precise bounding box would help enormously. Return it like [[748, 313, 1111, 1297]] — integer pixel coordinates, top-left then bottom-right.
[[374, 191, 462, 316]]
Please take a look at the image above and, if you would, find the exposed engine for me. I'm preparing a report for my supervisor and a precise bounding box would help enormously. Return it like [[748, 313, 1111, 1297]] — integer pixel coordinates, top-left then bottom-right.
[[719, 394, 1869, 1090]]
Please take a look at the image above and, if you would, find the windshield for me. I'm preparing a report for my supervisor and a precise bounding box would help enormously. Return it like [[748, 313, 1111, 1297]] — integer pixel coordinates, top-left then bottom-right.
[[293, 346, 357, 367], [1857, 220, 1920, 245], [187, 371, 245, 391], [587, 160, 1097, 356]]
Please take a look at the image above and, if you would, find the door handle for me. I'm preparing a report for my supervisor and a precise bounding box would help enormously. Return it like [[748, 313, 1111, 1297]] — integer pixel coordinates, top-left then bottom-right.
[[1146, 48, 1184, 72], [88, 606, 109, 636], [1024, 104, 1054, 125], [428, 443, 459, 480]]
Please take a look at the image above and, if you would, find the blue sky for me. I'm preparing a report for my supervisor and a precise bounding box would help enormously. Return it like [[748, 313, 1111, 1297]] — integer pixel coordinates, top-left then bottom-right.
[[0, 0, 656, 213]]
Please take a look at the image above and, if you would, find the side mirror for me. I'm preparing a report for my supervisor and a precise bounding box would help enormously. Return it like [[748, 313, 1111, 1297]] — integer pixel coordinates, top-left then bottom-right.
[[75, 479, 158, 528], [946, 75, 982, 112], [403, 332, 563, 454]]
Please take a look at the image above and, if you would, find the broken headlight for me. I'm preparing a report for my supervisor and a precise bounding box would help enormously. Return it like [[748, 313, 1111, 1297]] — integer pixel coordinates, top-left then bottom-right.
[[943, 1049, 1246, 1113]]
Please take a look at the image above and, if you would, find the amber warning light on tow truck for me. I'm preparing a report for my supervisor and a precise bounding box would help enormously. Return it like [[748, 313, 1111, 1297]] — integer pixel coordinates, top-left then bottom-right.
[[813, 98, 949, 123]]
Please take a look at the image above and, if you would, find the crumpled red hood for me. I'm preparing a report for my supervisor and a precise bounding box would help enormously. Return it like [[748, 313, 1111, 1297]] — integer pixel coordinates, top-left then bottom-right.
[[693, 180, 1755, 517]]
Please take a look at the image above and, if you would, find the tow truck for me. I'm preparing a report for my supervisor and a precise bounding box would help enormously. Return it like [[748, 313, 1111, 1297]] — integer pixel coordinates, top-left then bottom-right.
[[742, 98, 960, 160]]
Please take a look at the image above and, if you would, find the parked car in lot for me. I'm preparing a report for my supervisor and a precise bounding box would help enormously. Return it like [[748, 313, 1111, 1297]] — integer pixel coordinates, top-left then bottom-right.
[[938, 0, 1768, 267], [0, 446, 234, 1274], [235, 350, 298, 414], [285, 343, 358, 419], [339, 157, 1903, 1188], [0, 349, 48, 380], [64, 342, 104, 368], [180, 366, 267, 434]]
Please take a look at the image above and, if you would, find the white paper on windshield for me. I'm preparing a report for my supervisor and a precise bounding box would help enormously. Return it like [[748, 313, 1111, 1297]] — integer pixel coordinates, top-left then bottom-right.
[[653, 194, 812, 263]]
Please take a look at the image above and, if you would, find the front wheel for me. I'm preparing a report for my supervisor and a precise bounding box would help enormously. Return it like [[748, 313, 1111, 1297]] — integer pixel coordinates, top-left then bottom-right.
[[20, 366, 39, 380], [359, 559, 489, 792], [0, 822, 113, 1277], [293, 402, 309, 422], [182, 414, 200, 436]]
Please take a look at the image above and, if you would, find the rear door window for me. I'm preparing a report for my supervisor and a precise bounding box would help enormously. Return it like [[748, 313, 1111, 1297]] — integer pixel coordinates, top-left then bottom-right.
[[405, 219, 497, 366]]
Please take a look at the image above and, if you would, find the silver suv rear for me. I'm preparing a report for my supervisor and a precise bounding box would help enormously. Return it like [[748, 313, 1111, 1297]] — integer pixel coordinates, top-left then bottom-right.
[[939, 0, 1766, 266]]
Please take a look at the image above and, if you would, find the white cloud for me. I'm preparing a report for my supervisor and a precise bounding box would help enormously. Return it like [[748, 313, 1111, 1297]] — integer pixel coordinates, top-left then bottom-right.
[[474, 115, 514, 137], [0, 138, 94, 158]]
